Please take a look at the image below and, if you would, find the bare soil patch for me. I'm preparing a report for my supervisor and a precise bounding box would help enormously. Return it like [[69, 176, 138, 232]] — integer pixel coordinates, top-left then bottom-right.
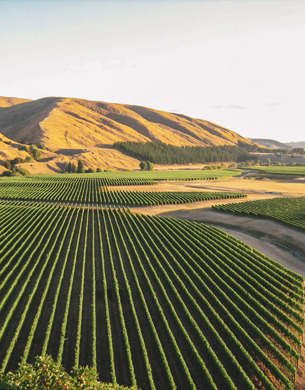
[[112, 176, 305, 197]]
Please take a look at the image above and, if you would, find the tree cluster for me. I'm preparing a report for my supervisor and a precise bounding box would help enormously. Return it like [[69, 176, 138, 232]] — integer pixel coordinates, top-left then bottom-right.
[[66, 159, 85, 173], [28, 144, 42, 161], [2, 158, 30, 176], [66, 160, 103, 173], [139, 161, 154, 171], [114, 142, 251, 164]]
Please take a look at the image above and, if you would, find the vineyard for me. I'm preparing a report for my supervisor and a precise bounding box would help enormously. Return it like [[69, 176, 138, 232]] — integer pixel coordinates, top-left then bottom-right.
[[25, 168, 240, 180], [213, 197, 305, 231], [0, 200, 303, 389], [252, 166, 305, 176], [0, 177, 245, 206]]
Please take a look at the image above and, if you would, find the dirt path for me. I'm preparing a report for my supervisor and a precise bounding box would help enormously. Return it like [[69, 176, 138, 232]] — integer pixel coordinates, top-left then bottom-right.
[[134, 206, 305, 277]]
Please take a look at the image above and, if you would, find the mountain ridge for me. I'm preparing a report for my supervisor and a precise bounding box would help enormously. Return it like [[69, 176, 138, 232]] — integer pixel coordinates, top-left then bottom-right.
[[0, 95, 255, 173], [0, 96, 253, 151]]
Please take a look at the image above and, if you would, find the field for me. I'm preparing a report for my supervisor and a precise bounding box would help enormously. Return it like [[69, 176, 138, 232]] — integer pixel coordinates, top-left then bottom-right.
[[26, 168, 241, 180], [213, 197, 305, 231], [252, 166, 305, 176], [0, 177, 245, 206], [0, 200, 303, 389]]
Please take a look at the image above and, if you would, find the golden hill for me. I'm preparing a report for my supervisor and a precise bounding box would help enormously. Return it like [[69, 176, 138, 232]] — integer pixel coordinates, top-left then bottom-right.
[[0, 96, 254, 173], [0, 97, 252, 151], [0, 96, 32, 108]]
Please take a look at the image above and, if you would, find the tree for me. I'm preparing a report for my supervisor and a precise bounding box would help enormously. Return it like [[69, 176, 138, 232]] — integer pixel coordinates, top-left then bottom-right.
[[77, 159, 85, 173], [11, 157, 25, 165], [71, 163, 77, 173], [85, 168, 95, 173], [29, 144, 41, 161], [146, 161, 154, 171], [67, 161, 72, 173], [25, 156, 33, 163], [96, 167, 103, 172], [3, 160, 11, 170], [2, 170, 13, 177], [140, 161, 147, 170]]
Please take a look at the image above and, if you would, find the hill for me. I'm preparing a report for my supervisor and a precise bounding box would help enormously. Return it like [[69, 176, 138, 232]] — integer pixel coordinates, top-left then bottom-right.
[[0, 96, 255, 173], [0, 97, 253, 150], [286, 141, 305, 148], [250, 138, 291, 149], [0, 96, 32, 107]]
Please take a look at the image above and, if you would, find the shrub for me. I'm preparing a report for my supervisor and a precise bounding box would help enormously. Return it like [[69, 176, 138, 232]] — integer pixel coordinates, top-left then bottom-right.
[[11, 157, 25, 165], [2, 170, 13, 177], [3, 161, 11, 170], [0, 355, 137, 389], [29, 144, 41, 161], [15, 167, 30, 176]]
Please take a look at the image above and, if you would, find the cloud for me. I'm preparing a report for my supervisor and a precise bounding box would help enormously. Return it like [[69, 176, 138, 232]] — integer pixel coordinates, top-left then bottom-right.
[[210, 104, 246, 110], [266, 102, 282, 106]]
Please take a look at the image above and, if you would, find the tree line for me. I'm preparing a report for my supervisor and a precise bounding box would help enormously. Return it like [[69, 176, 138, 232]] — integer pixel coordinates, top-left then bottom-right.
[[114, 142, 251, 164]]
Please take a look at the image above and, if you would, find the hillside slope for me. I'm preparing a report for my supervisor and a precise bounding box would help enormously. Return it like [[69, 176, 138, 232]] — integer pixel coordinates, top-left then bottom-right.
[[0, 96, 32, 107], [286, 141, 305, 148], [0, 97, 253, 151], [251, 138, 291, 149]]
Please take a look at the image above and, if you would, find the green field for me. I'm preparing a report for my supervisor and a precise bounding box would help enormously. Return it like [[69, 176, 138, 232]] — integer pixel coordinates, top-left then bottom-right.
[[213, 197, 305, 231], [0, 201, 303, 389], [0, 177, 245, 206], [252, 166, 305, 176]]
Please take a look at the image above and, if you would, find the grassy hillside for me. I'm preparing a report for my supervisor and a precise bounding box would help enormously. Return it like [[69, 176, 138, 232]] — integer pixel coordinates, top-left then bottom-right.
[[0, 96, 32, 108], [0, 97, 254, 151], [250, 138, 290, 149]]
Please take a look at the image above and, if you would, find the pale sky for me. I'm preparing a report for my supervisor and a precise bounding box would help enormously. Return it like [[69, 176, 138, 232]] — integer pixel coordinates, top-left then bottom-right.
[[0, 0, 304, 142]]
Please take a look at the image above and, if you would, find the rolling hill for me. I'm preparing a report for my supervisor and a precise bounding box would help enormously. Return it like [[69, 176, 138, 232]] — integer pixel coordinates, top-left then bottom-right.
[[0, 96, 32, 108], [0, 96, 255, 173], [250, 138, 291, 149], [286, 141, 305, 148]]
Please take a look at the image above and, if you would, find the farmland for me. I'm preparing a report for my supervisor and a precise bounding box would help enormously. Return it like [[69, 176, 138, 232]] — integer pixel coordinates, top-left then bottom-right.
[[0, 177, 245, 206], [27, 168, 241, 180], [252, 166, 305, 176], [0, 200, 303, 389], [213, 197, 305, 231]]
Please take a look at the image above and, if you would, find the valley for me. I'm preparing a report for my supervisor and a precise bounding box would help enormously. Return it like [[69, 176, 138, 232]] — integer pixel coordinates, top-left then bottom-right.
[[0, 96, 304, 390]]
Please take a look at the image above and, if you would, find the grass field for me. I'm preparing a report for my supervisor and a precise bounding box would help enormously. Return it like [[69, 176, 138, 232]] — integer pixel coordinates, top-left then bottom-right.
[[0, 201, 303, 389], [213, 197, 305, 231]]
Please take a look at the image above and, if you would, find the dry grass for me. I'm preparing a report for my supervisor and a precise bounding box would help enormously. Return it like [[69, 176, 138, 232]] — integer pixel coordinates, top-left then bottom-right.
[[0, 96, 253, 152], [0, 96, 31, 107]]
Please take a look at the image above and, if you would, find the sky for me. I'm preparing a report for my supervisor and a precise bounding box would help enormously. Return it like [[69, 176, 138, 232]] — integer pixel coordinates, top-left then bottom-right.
[[0, 0, 304, 142]]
